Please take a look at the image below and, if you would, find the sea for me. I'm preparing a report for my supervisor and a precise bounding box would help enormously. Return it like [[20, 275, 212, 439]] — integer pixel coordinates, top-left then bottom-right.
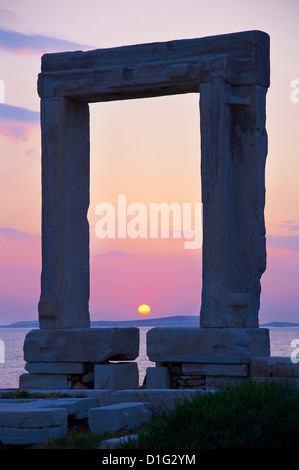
[[0, 326, 298, 389]]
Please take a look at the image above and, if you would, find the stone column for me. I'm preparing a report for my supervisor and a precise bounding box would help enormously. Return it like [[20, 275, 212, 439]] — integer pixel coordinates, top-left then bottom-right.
[[38, 97, 90, 328], [199, 79, 268, 328]]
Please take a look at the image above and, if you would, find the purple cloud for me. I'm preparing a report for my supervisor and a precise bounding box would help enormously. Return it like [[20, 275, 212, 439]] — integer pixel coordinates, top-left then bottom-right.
[[266, 234, 299, 252], [0, 103, 39, 123], [0, 9, 18, 20], [0, 28, 92, 55], [0, 228, 40, 242], [0, 103, 39, 141], [280, 220, 299, 232]]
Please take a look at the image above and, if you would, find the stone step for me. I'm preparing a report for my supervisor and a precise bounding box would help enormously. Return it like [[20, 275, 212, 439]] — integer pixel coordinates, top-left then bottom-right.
[[0, 397, 98, 420], [0, 395, 111, 446], [88, 402, 152, 435], [0, 404, 67, 445]]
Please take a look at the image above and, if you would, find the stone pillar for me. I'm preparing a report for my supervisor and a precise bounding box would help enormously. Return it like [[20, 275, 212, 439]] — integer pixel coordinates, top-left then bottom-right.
[[200, 79, 268, 328], [38, 97, 90, 328]]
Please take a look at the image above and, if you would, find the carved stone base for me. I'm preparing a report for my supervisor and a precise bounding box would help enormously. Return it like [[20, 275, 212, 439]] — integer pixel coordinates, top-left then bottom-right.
[[23, 328, 139, 363], [21, 328, 140, 390], [146, 327, 270, 364]]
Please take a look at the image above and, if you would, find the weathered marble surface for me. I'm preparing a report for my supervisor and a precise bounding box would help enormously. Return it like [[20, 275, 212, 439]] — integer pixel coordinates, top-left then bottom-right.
[[147, 327, 270, 363], [94, 363, 139, 391], [88, 402, 152, 434], [200, 81, 268, 327], [38, 30, 269, 102], [39, 97, 90, 329], [26, 31, 271, 390], [23, 328, 139, 362], [37, 30, 269, 331]]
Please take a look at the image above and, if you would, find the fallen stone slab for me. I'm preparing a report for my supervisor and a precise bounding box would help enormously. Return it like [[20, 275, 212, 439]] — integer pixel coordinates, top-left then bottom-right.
[[88, 402, 152, 434], [0, 397, 98, 420], [112, 389, 211, 415], [0, 405, 67, 445], [23, 327, 139, 363], [147, 327, 270, 363]]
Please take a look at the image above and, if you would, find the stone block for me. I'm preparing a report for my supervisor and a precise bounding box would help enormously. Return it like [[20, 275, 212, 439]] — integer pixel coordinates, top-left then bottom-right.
[[39, 97, 90, 329], [205, 376, 245, 390], [199, 80, 268, 328], [94, 363, 139, 391], [88, 402, 152, 434], [25, 362, 86, 374], [182, 363, 248, 377], [23, 327, 139, 363], [249, 357, 299, 378], [13, 397, 98, 420], [146, 367, 171, 389], [0, 405, 67, 445], [19, 373, 68, 390], [40, 31, 270, 100], [147, 327, 270, 363]]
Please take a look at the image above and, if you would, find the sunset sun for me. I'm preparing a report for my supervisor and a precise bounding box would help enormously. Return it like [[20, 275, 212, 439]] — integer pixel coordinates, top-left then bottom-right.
[[138, 304, 151, 316]]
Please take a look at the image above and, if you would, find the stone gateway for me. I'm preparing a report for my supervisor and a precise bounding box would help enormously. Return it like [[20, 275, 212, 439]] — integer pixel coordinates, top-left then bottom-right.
[[21, 30, 272, 391]]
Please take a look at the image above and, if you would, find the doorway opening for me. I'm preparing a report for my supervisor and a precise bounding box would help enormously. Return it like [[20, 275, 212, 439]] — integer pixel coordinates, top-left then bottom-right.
[[88, 93, 202, 324]]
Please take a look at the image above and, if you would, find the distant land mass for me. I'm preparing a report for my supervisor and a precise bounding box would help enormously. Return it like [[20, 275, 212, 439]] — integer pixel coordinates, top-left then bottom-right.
[[261, 321, 299, 327], [0, 316, 299, 328]]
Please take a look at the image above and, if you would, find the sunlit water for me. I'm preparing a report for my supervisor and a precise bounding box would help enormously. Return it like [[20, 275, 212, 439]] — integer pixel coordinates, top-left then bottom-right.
[[0, 326, 298, 389]]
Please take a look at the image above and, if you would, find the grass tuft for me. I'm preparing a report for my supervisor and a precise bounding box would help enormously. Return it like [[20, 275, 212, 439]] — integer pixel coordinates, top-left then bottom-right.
[[122, 380, 299, 449]]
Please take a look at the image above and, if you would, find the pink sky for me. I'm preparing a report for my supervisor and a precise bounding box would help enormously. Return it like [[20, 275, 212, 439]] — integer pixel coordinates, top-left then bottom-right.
[[0, 0, 299, 325]]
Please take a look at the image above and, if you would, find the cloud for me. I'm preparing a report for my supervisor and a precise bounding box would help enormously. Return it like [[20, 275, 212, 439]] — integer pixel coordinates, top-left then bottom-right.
[[94, 251, 134, 258], [0, 103, 40, 141], [0, 9, 18, 21], [266, 234, 299, 252], [0, 103, 39, 123], [280, 220, 299, 232], [0, 227, 40, 242], [0, 28, 92, 55]]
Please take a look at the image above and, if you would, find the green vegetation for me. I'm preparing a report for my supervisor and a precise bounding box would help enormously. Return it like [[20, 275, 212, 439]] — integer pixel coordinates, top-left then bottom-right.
[[123, 380, 299, 449], [37, 427, 103, 449], [37, 420, 130, 450]]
